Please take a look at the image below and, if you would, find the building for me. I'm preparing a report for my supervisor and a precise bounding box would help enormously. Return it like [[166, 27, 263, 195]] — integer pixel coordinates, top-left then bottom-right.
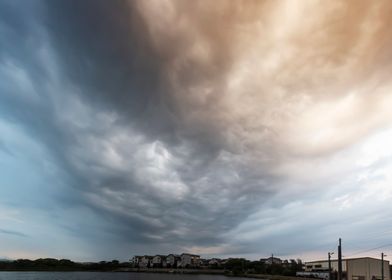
[[178, 253, 201, 268], [220, 258, 231, 265], [261, 256, 282, 265], [302, 257, 390, 280], [208, 258, 222, 266], [152, 255, 166, 267], [138, 255, 152, 268], [166, 254, 181, 268], [130, 256, 143, 267]]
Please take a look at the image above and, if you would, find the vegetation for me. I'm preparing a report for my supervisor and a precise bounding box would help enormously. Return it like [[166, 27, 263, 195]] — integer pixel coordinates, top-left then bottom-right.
[[222, 258, 303, 276], [0, 258, 130, 271], [0, 257, 304, 276]]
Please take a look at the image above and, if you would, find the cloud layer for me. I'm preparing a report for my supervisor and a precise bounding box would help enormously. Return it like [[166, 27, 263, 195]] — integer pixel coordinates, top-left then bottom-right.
[[1, 0, 392, 261]]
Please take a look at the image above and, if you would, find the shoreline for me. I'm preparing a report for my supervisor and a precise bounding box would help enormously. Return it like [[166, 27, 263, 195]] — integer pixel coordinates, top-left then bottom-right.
[[0, 268, 227, 275], [0, 269, 319, 280]]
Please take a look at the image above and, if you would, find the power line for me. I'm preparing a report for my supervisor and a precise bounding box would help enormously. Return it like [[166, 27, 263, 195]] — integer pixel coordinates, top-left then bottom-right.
[[345, 243, 392, 258], [343, 230, 392, 248]]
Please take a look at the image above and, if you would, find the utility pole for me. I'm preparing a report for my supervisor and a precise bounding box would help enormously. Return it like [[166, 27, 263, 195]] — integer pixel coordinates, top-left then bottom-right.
[[381, 253, 386, 280], [328, 252, 334, 280], [338, 238, 342, 280]]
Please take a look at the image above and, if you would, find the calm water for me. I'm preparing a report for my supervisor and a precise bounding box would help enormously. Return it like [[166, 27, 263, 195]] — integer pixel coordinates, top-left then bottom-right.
[[0, 272, 255, 280]]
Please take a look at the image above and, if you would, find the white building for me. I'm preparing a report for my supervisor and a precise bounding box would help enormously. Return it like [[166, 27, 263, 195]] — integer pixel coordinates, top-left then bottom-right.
[[261, 256, 282, 265], [166, 254, 181, 267], [151, 255, 166, 267], [138, 255, 152, 268], [130, 256, 142, 266], [178, 253, 200, 268], [303, 257, 390, 280], [208, 258, 222, 266]]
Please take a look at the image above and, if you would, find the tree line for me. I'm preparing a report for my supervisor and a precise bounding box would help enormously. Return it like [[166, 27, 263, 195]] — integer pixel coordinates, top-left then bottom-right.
[[0, 257, 304, 276], [0, 258, 129, 271], [222, 258, 303, 276]]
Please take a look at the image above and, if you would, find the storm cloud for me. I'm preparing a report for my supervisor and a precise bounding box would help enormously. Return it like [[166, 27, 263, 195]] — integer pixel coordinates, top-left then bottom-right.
[[1, 0, 392, 261]]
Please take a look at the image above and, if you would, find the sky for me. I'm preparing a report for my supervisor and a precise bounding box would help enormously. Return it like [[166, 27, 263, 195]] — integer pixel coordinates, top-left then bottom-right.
[[1, 0, 392, 262]]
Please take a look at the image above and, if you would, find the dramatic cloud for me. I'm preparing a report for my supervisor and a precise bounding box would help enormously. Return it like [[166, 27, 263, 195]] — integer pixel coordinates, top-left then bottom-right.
[[1, 0, 392, 261]]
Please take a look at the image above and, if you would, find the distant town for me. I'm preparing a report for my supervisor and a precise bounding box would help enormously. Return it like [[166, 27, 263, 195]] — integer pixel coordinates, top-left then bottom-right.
[[131, 253, 292, 269], [130, 253, 392, 280], [0, 250, 391, 280]]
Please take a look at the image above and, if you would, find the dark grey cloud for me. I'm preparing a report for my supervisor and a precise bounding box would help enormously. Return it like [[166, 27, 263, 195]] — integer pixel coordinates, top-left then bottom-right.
[[25, 0, 278, 251], [1, 0, 268, 257], [43, 0, 163, 118]]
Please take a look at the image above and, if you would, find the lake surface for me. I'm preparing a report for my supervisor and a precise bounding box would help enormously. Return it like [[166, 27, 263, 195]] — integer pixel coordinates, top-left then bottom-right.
[[0, 272, 255, 280]]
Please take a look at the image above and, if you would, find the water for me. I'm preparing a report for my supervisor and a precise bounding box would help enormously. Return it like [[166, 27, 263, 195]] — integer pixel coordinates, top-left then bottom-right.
[[0, 272, 255, 280]]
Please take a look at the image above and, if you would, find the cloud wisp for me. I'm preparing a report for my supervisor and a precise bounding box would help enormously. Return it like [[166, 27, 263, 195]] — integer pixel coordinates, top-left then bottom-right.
[[0, 229, 28, 238]]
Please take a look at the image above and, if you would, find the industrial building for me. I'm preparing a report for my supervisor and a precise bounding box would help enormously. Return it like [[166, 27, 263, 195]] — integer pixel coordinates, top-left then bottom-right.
[[302, 257, 390, 280]]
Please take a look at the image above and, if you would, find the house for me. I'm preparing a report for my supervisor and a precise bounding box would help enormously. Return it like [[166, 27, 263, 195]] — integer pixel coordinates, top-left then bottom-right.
[[282, 259, 290, 268], [152, 255, 166, 268], [178, 253, 201, 268], [301, 257, 390, 280], [199, 258, 209, 268], [208, 258, 222, 267], [130, 256, 143, 267], [261, 256, 282, 265], [166, 254, 181, 268], [220, 259, 231, 265], [138, 255, 153, 268]]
